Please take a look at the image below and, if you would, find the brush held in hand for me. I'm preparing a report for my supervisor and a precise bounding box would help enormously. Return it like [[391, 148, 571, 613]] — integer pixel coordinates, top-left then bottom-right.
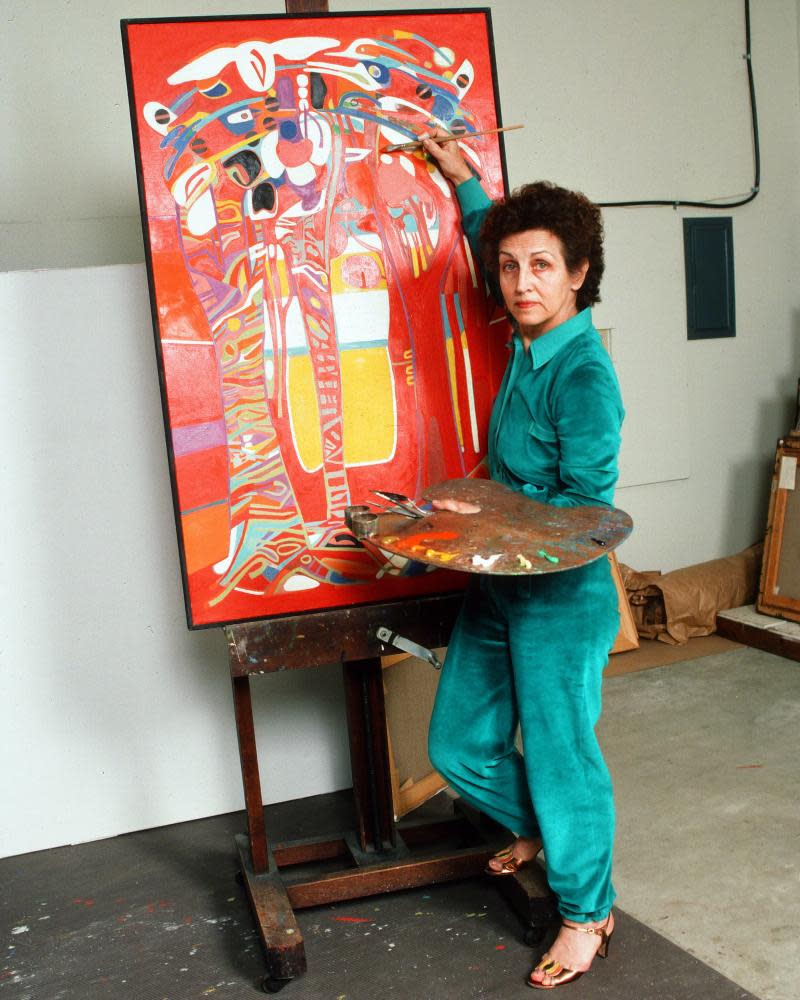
[[384, 124, 524, 153]]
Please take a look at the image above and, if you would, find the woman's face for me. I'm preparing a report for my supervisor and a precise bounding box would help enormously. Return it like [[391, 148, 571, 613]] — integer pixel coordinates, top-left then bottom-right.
[[497, 229, 588, 344]]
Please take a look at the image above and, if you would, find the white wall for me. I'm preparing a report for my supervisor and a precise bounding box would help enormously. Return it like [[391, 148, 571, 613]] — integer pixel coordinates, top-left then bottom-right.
[[2, 0, 799, 858]]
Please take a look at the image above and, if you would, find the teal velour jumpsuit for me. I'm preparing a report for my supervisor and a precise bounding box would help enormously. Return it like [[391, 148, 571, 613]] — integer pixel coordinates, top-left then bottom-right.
[[428, 177, 625, 923]]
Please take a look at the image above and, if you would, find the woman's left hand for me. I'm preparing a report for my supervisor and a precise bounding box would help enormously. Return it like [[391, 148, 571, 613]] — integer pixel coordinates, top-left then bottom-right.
[[420, 128, 473, 186], [431, 498, 481, 514]]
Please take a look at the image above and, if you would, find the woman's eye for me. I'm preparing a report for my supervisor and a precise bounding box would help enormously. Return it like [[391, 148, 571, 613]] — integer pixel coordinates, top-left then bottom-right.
[[534, 260, 548, 270], [501, 262, 517, 272]]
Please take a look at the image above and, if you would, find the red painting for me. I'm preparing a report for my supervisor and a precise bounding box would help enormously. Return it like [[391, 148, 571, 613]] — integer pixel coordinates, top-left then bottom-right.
[[122, 10, 509, 627]]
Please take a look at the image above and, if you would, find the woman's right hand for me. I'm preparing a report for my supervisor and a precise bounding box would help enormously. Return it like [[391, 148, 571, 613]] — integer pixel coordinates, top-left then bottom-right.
[[420, 127, 474, 186]]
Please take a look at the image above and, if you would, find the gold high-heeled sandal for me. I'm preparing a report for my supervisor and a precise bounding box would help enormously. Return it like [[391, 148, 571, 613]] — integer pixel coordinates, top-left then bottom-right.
[[485, 844, 530, 876], [485, 837, 542, 876], [527, 913, 614, 990]]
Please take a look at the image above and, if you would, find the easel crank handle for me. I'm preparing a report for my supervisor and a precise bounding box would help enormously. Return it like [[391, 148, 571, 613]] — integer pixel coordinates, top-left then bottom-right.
[[375, 626, 443, 670]]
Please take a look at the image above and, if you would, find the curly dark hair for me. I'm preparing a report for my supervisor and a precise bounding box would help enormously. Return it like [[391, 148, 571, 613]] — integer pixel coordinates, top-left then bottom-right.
[[479, 181, 604, 311]]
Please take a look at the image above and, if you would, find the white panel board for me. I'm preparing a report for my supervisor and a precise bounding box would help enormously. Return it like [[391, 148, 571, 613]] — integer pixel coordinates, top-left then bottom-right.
[[0, 264, 351, 859]]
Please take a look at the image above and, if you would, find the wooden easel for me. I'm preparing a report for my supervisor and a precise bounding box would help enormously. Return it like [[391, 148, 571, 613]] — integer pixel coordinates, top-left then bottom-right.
[[225, 591, 556, 993]]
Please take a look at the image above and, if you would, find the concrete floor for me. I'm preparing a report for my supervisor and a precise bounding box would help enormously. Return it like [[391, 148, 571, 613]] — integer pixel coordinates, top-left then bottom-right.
[[599, 647, 800, 1000], [3, 644, 796, 998]]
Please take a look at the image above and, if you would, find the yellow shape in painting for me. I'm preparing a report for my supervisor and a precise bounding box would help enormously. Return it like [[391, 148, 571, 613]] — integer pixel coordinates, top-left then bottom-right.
[[264, 257, 290, 303], [409, 245, 420, 280], [342, 347, 395, 465], [445, 337, 464, 448], [287, 354, 323, 472]]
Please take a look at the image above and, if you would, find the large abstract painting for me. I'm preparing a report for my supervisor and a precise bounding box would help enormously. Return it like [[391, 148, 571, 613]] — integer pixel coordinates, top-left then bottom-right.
[[122, 10, 509, 627]]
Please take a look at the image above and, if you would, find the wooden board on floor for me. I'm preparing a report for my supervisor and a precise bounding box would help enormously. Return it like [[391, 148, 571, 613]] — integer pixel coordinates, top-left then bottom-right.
[[382, 651, 446, 819], [604, 633, 742, 677]]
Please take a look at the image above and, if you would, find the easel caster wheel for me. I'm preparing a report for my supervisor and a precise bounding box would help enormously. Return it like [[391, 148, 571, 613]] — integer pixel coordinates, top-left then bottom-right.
[[261, 976, 289, 993], [523, 924, 548, 947]]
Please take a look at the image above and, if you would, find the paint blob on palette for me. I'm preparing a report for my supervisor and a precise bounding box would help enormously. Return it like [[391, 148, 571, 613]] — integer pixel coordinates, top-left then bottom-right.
[[365, 479, 633, 575], [123, 11, 509, 626]]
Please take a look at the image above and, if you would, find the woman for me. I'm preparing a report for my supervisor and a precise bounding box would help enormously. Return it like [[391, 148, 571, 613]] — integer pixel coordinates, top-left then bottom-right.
[[422, 128, 624, 990]]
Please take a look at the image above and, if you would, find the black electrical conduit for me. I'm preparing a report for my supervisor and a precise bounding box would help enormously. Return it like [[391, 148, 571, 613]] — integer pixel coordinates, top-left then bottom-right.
[[597, 0, 759, 210]]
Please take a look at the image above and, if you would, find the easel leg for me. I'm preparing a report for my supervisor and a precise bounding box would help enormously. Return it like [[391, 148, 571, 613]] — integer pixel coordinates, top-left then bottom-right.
[[231, 675, 269, 872], [236, 835, 306, 990], [230, 676, 306, 989]]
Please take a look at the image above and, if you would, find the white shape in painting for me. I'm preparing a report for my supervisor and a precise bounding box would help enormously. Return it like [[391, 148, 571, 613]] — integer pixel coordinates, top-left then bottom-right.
[[303, 116, 332, 166], [168, 44, 269, 87], [463, 236, 478, 288], [344, 148, 372, 164], [422, 201, 441, 252], [213, 524, 243, 575], [305, 59, 382, 92], [432, 46, 456, 68], [234, 44, 277, 92], [186, 190, 217, 236], [332, 290, 390, 346], [429, 169, 453, 200], [171, 162, 214, 208], [286, 161, 317, 186], [168, 38, 339, 93], [283, 298, 308, 353], [143, 101, 176, 136], [461, 339, 480, 452], [283, 574, 320, 592], [397, 156, 416, 178], [260, 131, 285, 177], [225, 108, 254, 128], [378, 97, 439, 125], [377, 121, 412, 148], [452, 59, 475, 95]]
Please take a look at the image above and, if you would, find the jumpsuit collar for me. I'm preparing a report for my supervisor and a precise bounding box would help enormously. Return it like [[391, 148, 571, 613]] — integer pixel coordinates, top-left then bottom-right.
[[512, 307, 593, 369]]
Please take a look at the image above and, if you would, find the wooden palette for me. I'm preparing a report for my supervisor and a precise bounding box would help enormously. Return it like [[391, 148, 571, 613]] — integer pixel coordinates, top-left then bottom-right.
[[365, 478, 633, 575]]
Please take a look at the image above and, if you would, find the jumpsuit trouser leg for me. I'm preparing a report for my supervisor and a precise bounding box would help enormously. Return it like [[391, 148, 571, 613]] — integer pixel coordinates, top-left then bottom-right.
[[428, 557, 619, 923]]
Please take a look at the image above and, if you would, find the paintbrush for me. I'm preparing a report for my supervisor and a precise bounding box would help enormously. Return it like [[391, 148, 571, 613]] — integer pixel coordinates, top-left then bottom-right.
[[363, 497, 420, 519], [383, 124, 523, 153]]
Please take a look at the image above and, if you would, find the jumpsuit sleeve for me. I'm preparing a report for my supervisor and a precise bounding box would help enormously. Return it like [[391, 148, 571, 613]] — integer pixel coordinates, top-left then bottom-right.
[[521, 360, 624, 508]]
